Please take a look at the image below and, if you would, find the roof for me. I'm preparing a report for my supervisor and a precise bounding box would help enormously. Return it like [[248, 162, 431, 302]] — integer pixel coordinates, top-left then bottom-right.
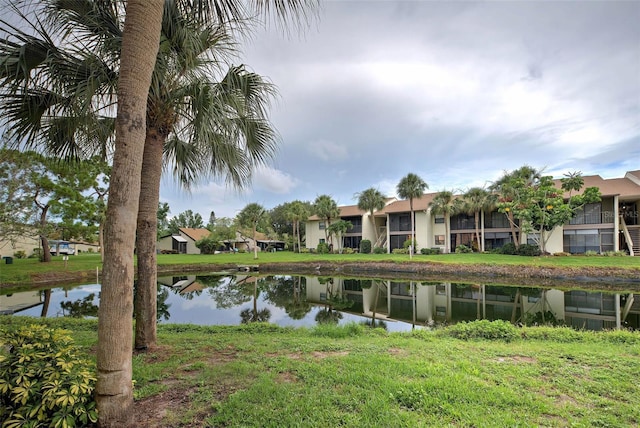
[[172, 235, 187, 242], [379, 193, 438, 215], [555, 174, 640, 200], [308, 204, 366, 221], [179, 228, 211, 242]]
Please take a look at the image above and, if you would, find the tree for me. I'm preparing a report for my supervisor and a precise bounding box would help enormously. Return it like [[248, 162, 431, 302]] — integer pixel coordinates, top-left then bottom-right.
[[0, 150, 107, 262], [458, 187, 494, 252], [495, 171, 601, 253], [287, 200, 311, 252], [328, 219, 353, 254], [313, 194, 340, 246], [0, 149, 38, 247], [396, 173, 428, 258], [1, 0, 316, 423], [1, 1, 281, 351], [157, 202, 171, 238], [167, 210, 205, 234], [356, 187, 386, 245], [490, 165, 542, 249], [207, 211, 216, 231], [429, 190, 456, 253], [98, 2, 164, 424], [237, 203, 269, 259]]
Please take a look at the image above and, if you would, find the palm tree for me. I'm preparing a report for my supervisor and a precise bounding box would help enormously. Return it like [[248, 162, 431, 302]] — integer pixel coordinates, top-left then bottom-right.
[[328, 219, 353, 253], [356, 187, 386, 245], [313, 194, 340, 247], [237, 203, 268, 259], [2, 0, 316, 423], [0, 2, 279, 352], [286, 200, 310, 252], [459, 187, 494, 252], [429, 190, 456, 253], [396, 173, 428, 258]]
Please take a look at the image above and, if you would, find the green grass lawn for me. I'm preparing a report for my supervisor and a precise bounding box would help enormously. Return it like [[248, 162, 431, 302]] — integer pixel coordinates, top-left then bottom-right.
[[4, 317, 639, 427], [0, 251, 638, 286]]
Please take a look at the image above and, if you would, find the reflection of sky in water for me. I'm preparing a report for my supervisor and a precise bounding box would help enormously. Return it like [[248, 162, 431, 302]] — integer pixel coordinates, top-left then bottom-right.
[[4, 279, 418, 332], [8, 276, 628, 333]]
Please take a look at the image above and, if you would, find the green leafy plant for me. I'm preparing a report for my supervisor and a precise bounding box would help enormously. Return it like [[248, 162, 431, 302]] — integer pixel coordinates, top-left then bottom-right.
[[455, 244, 473, 254], [517, 244, 541, 257], [12, 251, 27, 259], [316, 242, 330, 254], [0, 324, 98, 427], [373, 246, 386, 254], [420, 248, 440, 255], [359, 239, 371, 254], [442, 320, 518, 342]]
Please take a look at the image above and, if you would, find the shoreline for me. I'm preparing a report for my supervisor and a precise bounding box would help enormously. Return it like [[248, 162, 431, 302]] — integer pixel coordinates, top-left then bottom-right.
[[2, 260, 639, 291]]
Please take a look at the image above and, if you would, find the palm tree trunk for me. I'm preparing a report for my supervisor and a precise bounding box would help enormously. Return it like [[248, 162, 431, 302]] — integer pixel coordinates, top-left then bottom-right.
[[96, 2, 163, 426], [134, 131, 163, 351], [39, 205, 51, 263], [253, 225, 258, 259], [474, 211, 481, 252], [409, 199, 414, 259]]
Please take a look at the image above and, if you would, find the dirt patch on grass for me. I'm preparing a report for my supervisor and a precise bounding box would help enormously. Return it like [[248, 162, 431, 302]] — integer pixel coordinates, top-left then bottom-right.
[[287, 350, 350, 360], [134, 385, 196, 427], [495, 355, 537, 364]]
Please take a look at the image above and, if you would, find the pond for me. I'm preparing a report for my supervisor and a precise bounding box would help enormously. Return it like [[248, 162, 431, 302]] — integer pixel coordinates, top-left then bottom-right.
[[2, 272, 639, 332]]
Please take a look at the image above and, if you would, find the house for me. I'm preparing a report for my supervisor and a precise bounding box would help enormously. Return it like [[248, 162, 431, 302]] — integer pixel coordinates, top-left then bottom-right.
[[305, 170, 640, 255], [157, 227, 211, 254], [223, 231, 285, 252]]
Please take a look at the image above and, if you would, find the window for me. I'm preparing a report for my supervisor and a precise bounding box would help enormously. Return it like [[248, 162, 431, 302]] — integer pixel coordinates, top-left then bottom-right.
[[319, 222, 325, 230], [435, 235, 445, 245], [434, 215, 445, 224], [570, 203, 602, 225]]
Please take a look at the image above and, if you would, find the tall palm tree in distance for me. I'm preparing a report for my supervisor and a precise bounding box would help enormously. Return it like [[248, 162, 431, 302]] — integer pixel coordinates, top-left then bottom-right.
[[313, 194, 340, 247], [429, 190, 456, 253], [459, 187, 494, 252], [396, 173, 428, 259], [356, 187, 386, 245]]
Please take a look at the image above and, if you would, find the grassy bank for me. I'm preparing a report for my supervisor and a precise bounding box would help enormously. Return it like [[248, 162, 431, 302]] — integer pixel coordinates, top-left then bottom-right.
[[3, 317, 639, 427], [1, 251, 639, 287]]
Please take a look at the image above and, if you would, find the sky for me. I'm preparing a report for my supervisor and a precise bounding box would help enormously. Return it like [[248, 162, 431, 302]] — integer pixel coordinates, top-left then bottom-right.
[[159, 0, 640, 221]]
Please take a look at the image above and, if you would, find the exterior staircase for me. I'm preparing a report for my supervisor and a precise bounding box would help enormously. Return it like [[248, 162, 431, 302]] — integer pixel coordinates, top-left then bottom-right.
[[620, 216, 639, 256]]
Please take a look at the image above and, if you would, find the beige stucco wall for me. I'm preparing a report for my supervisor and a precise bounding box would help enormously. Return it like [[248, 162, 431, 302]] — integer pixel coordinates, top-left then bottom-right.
[[304, 220, 327, 250], [0, 234, 40, 258]]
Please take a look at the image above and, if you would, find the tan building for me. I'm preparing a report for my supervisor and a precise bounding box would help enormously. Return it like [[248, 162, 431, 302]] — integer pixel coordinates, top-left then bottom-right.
[[157, 227, 211, 254], [305, 170, 640, 255]]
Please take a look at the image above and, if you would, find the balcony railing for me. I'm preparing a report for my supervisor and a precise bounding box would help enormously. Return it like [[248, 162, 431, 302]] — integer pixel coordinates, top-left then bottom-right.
[[569, 211, 615, 225]]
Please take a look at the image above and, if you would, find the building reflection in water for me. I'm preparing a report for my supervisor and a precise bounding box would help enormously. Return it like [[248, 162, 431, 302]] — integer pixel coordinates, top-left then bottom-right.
[[303, 276, 639, 331]]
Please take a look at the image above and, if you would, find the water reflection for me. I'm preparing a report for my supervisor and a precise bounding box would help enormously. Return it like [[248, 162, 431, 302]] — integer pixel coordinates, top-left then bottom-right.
[[1, 274, 638, 332]]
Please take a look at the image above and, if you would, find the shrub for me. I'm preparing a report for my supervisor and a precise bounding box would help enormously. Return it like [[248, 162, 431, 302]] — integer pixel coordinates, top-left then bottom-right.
[[403, 239, 416, 253], [584, 250, 599, 257], [603, 250, 627, 257], [442, 320, 518, 342], [12, 250, 27, 259], [420, 248, 441, 255], [455, 244, 473, 254], [0, 324, 98, 427], [392, 248, 408, 254], [195, 236, 222, 254], [316, 242, 330, 254], [342, 247, 355, 254], [553, 252, 571, 257], [495, 242, 517, 255], [517, 244, 541, 257], [373, 246, 386, 254], [299, 248, 310, 253], [359, 239, 371, 254]]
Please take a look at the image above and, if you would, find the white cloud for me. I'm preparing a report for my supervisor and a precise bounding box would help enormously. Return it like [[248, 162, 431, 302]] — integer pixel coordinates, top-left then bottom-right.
[[307, 139, 349, 162], [253, 166, 299, 194]]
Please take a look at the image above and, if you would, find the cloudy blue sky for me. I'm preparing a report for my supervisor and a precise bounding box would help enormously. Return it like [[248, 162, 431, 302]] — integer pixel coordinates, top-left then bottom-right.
[[160, 0, 640, 221]]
